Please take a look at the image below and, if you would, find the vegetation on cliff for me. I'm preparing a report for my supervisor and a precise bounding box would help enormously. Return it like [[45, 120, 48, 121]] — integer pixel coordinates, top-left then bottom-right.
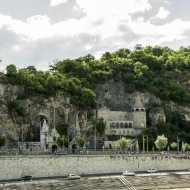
[[4, 45, 190, 148]]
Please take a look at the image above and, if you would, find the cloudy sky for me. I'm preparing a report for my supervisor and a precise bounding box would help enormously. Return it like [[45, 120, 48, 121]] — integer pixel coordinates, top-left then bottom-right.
[[0, 0, 190, 71]]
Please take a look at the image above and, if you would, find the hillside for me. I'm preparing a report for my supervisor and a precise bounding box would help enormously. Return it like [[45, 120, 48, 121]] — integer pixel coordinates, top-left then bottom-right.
[[1, 45, 190, 150]]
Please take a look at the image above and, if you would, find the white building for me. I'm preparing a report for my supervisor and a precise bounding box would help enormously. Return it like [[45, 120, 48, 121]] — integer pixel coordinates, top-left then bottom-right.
[[97, 95, 146, 136]]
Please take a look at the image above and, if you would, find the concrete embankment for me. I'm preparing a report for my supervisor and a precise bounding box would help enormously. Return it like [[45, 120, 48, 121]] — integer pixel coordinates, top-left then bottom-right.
[[1, 154, 190, 180]]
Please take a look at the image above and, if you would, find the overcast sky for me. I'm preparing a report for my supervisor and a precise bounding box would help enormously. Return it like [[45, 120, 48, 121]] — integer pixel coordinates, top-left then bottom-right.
[[0, 0, 190, 71]]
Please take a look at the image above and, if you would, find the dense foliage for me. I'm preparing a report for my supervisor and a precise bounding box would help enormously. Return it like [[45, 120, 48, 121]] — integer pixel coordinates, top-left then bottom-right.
[[5, 45, 190, 146], [6, 45, 190, 109]]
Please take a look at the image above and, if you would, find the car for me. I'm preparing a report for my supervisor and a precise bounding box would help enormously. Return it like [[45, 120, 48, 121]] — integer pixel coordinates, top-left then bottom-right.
[[67, 174, 81, 180], [53, 150, 67, 155], [122, 171, 135, 176], [19, 175, 33, 181], [160, 151, 167, 155], [147, 168, 157, 173]]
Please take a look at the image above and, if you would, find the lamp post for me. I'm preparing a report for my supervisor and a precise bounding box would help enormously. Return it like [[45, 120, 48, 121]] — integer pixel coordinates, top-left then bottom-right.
[[146, 135, 148, 154], [17, 137, 19, 155], [119, 131, 122, 140], [62, 137, 64, 151], [143, 135, 145, 154], [94, 122, 96, 153], [177, 136, 180, 154]]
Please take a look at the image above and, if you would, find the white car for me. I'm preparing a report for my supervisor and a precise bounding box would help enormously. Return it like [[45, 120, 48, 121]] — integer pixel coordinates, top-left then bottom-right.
[[67, 174, 81, 180], [160, 151, 167, 155], [147, 168, 157, 173], [123, 171, 135, 176]]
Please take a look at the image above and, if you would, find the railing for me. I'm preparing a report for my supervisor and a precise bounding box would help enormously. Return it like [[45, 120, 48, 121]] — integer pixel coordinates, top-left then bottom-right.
[[0, 148, 189, 156]]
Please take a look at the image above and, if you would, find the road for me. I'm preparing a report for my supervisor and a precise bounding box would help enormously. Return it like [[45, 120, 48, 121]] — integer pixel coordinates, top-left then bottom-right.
[[1, 171, 190, 190]]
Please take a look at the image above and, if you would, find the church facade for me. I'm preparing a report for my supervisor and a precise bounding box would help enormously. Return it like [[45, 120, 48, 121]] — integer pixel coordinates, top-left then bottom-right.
[[97, 95, 146, 136]]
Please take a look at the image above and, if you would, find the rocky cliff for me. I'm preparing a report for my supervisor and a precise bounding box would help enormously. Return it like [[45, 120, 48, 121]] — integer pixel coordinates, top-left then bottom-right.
[[0, 74, 190, 148]]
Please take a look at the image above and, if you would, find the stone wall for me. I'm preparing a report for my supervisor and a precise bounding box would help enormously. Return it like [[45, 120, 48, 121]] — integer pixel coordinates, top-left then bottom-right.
[[1, 155, 190, 180]]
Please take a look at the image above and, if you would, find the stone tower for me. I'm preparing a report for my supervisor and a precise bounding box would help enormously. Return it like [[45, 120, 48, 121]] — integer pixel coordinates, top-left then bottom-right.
[[132, 93, 146, 132]]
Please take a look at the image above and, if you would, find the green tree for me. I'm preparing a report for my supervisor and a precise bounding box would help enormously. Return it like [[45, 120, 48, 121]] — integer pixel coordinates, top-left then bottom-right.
[[26, 66, 37, 74], [154, 134, 168, 150], [94, 118, 106, 135], [6, 64, 17, 76], [118, 137, 131, 151], [76, 136, 85, 148], [0, 135, 5, 147], [185, 143, 190, 151], [170, 142, 177, 150]]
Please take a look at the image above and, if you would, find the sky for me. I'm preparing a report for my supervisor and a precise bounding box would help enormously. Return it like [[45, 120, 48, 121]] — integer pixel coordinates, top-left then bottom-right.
[[0, 0, 190, 71]]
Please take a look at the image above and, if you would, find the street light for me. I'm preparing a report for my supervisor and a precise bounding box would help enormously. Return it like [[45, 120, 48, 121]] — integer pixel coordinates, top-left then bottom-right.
[[146, 135, 148, 154], [143, 135, 145, 154], [119, 131, 122, 139], [62, 137, 64, 150], [17, 137, 19, 155], [177, 136, 180, 154], [94, 122, 96, 152]]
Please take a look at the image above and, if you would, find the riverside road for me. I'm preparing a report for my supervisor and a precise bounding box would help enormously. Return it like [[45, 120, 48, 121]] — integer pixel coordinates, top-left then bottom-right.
[[1, 171, 190, 190]]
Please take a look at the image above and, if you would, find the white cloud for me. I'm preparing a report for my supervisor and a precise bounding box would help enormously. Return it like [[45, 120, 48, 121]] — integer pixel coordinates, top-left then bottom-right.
[[154, 7, 170, 19], [0, 0, 153, 42], [76, 0, 152, 18], [50, 0, 68, 7], [0, 0, 190, 71], [127, 19, 190, 46]]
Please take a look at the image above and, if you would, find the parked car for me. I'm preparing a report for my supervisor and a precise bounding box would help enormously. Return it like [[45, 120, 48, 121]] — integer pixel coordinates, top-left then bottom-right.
[[19, 175, 33, 181], [53, 150, 67, 155], [67, 174, 81, 180], [123, 170, 135, 176], [147, 168, 157, 173]]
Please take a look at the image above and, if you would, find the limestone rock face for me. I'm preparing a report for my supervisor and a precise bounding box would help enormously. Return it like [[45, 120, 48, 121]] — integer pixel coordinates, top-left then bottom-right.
[[94, 80, 190, 126], [0, 81, 89, 148], [94, 80, 161, 111], [0, 78, 190, 148]]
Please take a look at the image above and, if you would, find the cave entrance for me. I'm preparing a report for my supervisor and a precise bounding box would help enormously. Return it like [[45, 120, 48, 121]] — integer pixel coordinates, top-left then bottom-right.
[[27, 115, 48, 142], [52, 145, 57, 153], [56, 122, 70, 148]]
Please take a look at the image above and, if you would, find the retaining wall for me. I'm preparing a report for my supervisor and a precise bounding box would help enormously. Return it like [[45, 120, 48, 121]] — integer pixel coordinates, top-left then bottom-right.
[[1, 154, 190, 180]]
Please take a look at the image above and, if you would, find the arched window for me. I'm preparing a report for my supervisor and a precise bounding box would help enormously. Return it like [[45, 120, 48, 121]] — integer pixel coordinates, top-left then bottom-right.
[[129, 123, 132, 128], [116, 122, 119, 128], [120, 122, 124, 128], [124, 123, 128, 128], [112, 122, 115, 128]]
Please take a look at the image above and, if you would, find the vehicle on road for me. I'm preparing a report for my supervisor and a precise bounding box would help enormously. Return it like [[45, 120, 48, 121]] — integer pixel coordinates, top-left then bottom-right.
[[19, 176, 33, 181], [160, 151, 167, 155], [147, 168, 157, 173], [67, 174, 81, 180], [123, 171, 135, 176]]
